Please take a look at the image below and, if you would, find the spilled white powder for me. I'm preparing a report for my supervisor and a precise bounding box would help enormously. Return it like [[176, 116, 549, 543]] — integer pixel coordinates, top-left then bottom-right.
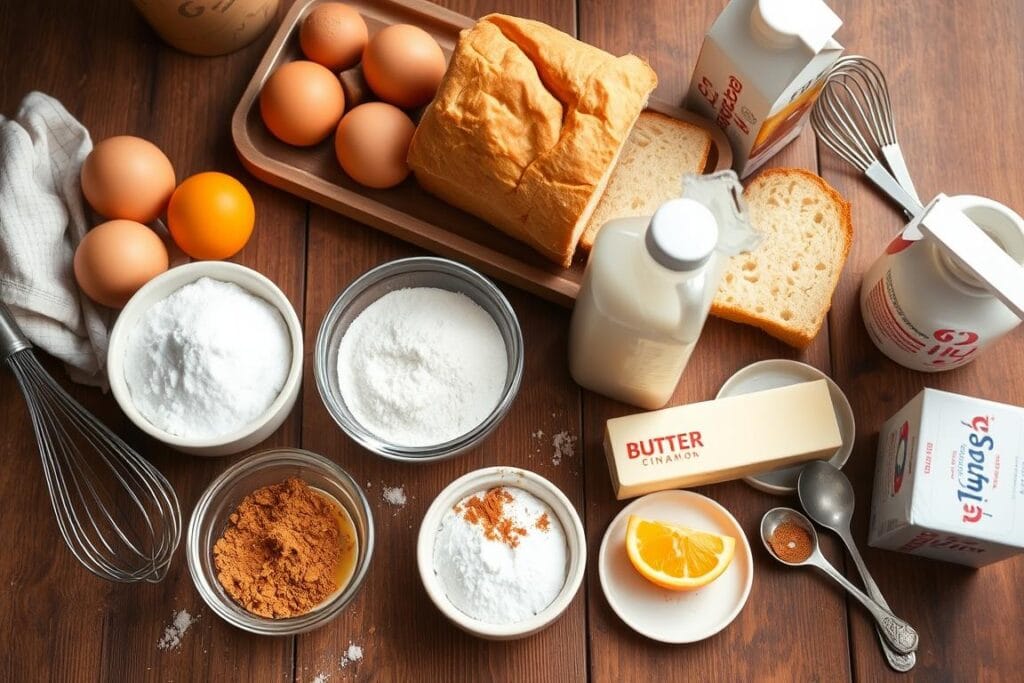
[[433, 487, 567, 624], [551, 431, 577, 466], [157, 609, 196, 651], [382, 485, 407, 506], [337, 287, 507, 447], [311, 674, 329, 683], [340, 643, 363, 668], [124, 277, 291, 439]]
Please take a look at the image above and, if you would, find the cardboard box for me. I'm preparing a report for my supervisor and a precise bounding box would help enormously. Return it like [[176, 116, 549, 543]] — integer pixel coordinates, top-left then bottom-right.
[[869, 388, 1024, 567], [684, 0, 843, 177]]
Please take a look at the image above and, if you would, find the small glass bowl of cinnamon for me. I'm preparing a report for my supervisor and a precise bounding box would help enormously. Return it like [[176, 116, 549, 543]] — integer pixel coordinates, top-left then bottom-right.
[[187, 448, 374, 635]]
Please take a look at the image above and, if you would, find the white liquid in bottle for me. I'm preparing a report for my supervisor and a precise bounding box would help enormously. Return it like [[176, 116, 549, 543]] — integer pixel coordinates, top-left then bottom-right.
[[569, 199, 720, 409]]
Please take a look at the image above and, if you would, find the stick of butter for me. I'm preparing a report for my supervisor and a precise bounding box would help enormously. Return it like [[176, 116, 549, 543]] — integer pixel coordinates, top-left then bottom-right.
[[604, 380, 842, 499]]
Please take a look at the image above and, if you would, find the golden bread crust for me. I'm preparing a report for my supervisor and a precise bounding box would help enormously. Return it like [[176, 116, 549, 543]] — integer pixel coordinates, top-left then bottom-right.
[[407, 14, 658, 267]]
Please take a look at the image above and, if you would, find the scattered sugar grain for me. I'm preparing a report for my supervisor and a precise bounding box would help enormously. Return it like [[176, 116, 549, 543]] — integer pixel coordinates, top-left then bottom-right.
[[340, 643, 363, 668], [551, 431, 577, 466], [311, 674, 329, 683], [157, 609, 196, 651], [382, 485, 407, 507]]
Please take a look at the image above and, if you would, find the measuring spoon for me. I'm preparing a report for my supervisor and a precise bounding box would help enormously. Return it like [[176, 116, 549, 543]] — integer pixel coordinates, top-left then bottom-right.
[[798, 461, 915, 672], [760, 507, 919, 656]]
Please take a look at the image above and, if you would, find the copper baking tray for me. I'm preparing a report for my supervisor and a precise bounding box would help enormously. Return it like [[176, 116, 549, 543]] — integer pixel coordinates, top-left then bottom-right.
[[232, 0, 732, 307]]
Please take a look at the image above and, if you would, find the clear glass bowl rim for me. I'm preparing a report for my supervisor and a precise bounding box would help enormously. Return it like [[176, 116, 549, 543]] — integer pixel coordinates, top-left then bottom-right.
[[313, 256, 525, 462], [186, 448, 375, 635]]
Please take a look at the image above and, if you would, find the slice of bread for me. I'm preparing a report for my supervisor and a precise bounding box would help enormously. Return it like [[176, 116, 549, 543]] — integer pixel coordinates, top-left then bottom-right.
[[580, 111, 712, 250], [711, 168, 852, 348]]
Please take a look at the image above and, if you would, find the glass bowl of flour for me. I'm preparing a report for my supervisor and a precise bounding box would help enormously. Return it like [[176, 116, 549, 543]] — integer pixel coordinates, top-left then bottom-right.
[[107, 261, 304, 456], [314, 257, 524, 462]]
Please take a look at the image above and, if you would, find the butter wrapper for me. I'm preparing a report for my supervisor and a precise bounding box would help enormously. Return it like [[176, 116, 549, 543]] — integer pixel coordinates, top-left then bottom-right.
[[604, 380, 841, 499]]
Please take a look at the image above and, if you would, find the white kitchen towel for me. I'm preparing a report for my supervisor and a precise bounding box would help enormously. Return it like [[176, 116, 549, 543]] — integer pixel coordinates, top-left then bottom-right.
[[0, 91, 110, 387]]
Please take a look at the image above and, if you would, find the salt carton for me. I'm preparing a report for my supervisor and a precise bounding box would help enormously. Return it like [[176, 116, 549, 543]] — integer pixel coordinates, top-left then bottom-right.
[[684, 0, 843, 178], [868, 388, 1024, 567]]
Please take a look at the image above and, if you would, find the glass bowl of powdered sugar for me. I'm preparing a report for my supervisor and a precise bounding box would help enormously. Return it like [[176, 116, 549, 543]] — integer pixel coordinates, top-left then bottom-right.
[[314, 257, 524, 462]]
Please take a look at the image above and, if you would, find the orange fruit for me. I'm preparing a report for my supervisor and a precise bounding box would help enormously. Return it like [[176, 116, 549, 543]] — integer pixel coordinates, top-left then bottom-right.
[[167, 172, 255, 260], [625, 515, 735, 591]]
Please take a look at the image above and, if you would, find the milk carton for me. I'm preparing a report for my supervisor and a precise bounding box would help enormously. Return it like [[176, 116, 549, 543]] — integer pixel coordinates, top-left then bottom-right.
[[684, 0, 843, 178], [868, 389, 1024, 567]]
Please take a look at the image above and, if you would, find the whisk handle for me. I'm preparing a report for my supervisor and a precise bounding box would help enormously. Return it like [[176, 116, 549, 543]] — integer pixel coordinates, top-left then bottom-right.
[[0, 302, 32, 362], [865, 161, 925, 218]]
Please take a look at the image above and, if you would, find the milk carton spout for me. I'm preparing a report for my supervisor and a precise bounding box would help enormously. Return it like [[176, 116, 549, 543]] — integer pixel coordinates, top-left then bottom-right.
[[750, 0, 842, 53]]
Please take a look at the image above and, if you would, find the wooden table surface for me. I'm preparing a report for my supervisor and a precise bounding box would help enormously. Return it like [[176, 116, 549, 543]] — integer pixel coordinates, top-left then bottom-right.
[[2, 0, 1022, 680]]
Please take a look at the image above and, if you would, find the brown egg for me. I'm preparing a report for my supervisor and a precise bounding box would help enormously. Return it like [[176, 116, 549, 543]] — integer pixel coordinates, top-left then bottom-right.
[[299, 2, 368, 71], [362, 24, 447, 109], [260, 60, 346, 146], [80, 136, 176, 223], [334, 102, 415, 189], [73, 220, 169, 308]]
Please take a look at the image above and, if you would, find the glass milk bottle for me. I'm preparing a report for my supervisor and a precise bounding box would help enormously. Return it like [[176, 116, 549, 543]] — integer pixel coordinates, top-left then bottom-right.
[[861, 195, 1024, 372], [569, 199, 721, 409]]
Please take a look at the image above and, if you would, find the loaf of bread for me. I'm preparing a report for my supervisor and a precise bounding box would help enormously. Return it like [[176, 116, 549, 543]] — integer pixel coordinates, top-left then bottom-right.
[[711, 168, 852, 348], [580, 111, 712, 250], [406, 14, 658, 267]]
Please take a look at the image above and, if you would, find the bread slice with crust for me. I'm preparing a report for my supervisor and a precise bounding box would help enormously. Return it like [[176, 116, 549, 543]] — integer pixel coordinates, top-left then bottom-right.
[[711, 168, 852, 348], [407, 14, 658, 267], [580, 111, 712, 250]]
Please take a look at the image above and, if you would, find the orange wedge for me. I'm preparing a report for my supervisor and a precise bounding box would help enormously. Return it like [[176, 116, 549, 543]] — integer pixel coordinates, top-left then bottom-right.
[[625, 515, 736, 591]]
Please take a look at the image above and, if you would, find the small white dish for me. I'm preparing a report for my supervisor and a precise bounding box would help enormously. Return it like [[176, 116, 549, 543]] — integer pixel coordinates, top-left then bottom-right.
[[598, 490, 753, 644], [416, 466, 586, 640], [717, 359, 855, 495], [108, 261, 303, 457]]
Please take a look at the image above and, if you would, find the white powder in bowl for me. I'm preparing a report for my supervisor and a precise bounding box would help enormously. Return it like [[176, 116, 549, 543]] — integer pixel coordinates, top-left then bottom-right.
[[124, 277, 292, 439], [337, 287, 507, 447], [433, 486, 567, 624]]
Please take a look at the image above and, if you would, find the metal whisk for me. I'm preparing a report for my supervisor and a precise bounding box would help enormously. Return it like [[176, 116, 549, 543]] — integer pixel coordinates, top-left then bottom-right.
[[1, 302, 180, 583], [811, 55, 924, 217]]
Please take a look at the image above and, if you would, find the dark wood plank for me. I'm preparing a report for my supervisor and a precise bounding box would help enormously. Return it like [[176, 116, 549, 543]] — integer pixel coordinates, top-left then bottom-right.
[[822, 1, 1024, 680], [578, 1, 852, 681], [8, 0, 1022, 681], [293, 2, 584, 682], [0, 1, 307, 681]]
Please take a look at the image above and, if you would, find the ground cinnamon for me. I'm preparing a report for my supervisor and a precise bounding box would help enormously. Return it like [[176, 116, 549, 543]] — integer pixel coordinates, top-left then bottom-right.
[[213, 478, 353, 618], [769, 521, 813, 563], [458, 487, 530, 548]]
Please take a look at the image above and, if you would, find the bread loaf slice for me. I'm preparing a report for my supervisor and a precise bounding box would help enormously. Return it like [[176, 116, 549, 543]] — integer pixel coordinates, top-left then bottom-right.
[[711, 168, 852, 348], [580, 111, 712, 250], [407, 14, 658, 267]]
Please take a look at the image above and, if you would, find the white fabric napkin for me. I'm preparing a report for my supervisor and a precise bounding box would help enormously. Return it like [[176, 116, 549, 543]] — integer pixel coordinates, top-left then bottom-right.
[[0, 91, 110, 387]]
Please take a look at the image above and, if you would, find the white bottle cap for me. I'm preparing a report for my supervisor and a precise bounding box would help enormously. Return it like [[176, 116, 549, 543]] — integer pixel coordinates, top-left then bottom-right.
[[645, 198, 719, 272], [750, 0, 842, 53]]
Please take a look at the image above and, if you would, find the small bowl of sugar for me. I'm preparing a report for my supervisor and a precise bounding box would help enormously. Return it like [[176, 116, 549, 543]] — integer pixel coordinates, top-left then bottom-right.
[[314, 257, 524, 462], [417, 466, 587, 639], [107, 261, 304, 456]]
